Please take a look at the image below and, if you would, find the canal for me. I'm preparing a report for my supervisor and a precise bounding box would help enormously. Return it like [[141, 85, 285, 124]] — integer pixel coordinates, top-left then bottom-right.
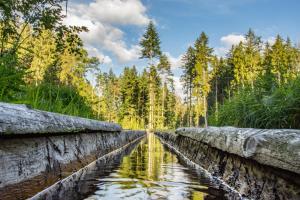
[[75, 133, 229, 200]]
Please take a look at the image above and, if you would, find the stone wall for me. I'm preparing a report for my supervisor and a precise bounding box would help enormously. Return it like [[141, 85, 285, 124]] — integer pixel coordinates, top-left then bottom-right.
[[0, 102, 146, 199], [156, 127, 300, 200]]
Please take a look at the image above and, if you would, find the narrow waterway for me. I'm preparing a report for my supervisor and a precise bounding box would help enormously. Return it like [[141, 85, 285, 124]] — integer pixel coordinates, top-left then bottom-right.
[[81, 133, 227, 200]]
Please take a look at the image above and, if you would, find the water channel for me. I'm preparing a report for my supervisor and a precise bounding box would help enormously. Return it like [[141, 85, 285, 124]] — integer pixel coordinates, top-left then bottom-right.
[[75, 133, 228, 200]]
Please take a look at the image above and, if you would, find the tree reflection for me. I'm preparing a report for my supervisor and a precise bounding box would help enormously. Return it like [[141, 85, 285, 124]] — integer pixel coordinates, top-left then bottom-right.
[[85, 133, 213, 199]]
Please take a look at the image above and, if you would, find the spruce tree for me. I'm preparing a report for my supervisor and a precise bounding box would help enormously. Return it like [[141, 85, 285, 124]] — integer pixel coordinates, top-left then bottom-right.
[[139, 21, 162, 65], [193, 32, 213, 127], [259, 42, 276, 93], [232, 42, 247, 88], [270, 35, 289, 84], [181, 46, 196, 126], [148, 65, 162, 129], [119, 66, 140, 129], [139, 21, 162, 130], [138, 69, 150, 127], [164, 79, 176, 128], [158, 54, 173, 127], [244, 29, 262, 89], [286, 37, 299, 80]]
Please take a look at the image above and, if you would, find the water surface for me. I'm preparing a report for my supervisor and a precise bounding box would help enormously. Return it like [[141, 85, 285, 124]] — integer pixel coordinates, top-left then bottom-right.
[[83, 133, 226, 200]]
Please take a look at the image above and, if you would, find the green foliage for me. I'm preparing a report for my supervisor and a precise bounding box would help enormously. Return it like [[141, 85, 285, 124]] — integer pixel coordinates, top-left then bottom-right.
[[16, 83, 96, 119], [2, 0, 300, 130], [139, 21, 161, 62], [179, 28, 300, 129], [207, 31, 300, 129], [139, 21, 163, 130], [119, 66, 140, 128], [181, 46, 196, 126], [229, 29, 262, 89], [137, 69, 149, 125], [193, 32, 213, 127], [209, 77, 300, 129], [27, 29, 56, 85], [95, 64, 179, 130], [0, 52, 25, 100], [0, 0, 99, 120]]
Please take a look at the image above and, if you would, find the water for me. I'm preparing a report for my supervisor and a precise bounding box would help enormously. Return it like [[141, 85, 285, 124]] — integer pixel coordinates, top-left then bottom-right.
[[82, 133, 227, 200]]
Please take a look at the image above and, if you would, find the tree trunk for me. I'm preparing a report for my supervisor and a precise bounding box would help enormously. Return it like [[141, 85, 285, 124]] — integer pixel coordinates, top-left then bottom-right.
[[149, 55, 154, 130], [215, 78, 218, 122], [203, 68, 208, 128], [196, 96, 200, 127], [149, 78, 153, 130], [204, 96, 208, 128], [189, 79, 192, 126], [161, 82, 165, 128]]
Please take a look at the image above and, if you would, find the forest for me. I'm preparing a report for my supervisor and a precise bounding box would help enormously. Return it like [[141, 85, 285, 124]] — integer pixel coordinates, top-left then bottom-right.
[[1, 0, 300, 130]]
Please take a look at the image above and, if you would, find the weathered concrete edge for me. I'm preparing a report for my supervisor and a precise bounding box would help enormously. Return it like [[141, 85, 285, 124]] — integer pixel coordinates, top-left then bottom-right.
[[29, 135, 144, 200], [155, 131, 300, 200], [0, 130, 146, 199], [0, 102, 122, 135], [175, 127, 300, 175]]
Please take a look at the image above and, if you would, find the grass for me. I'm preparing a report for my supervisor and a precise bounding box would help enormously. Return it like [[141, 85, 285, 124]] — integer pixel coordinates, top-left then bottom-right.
[[209, 77, 300, 129], [1, 83, 98, 120]]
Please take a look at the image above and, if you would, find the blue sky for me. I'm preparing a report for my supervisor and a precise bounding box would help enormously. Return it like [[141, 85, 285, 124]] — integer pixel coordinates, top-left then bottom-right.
[[65, 0, 300, 96]]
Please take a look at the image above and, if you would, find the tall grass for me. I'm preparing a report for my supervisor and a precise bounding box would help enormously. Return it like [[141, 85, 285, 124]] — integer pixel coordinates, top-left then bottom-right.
[[209, 77, 300, 129], [9, 83, 97, 119]]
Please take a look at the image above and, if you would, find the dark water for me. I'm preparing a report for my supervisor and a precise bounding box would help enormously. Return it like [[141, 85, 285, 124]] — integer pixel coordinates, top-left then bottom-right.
[[82, 133, 228, 200]]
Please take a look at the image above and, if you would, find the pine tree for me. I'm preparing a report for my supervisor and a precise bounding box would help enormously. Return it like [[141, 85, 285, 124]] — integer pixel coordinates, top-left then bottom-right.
[[193, 32, 213, 127], [119, 66, 140, 129], [243, 29, 262, 89], [258, 42, 276, 93], [270, 35, 289, 84], [138, 69, 150, 127], [157, 54, 173, 128], [139, 21, 162, 65], [164, 79, 176, 128], [97, 69, 119, 122], [181, 46, 196, 126], [231, 42, 248, 89], [139, 21, 162, 130], [286, 37, 299, 80], [149, 65, 162, 129]]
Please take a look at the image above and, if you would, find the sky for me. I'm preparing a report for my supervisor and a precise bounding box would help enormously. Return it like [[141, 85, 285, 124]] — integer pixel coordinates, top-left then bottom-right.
[[64, 0, 300, 97]]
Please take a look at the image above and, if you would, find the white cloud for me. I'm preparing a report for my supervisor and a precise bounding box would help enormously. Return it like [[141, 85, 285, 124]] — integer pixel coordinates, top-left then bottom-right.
[[214, 33, 245, 57], [64, 0, 150, 63], [165, 52, 184, 69], [220, 34, 245, 47], [214, 47, 228, 58], [216, 33, 277, 57], [265, 36, 276, 45], [71, 0, 150, 26], [87, 47, 112, 64]]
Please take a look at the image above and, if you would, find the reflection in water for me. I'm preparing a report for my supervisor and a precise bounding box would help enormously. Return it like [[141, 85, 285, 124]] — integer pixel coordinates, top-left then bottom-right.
[[84, 133, 224, 200]]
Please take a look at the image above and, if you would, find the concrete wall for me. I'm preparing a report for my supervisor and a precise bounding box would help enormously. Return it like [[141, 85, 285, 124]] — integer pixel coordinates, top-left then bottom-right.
[[156, 127, 300, 200], [0, 102, 146, 199]]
